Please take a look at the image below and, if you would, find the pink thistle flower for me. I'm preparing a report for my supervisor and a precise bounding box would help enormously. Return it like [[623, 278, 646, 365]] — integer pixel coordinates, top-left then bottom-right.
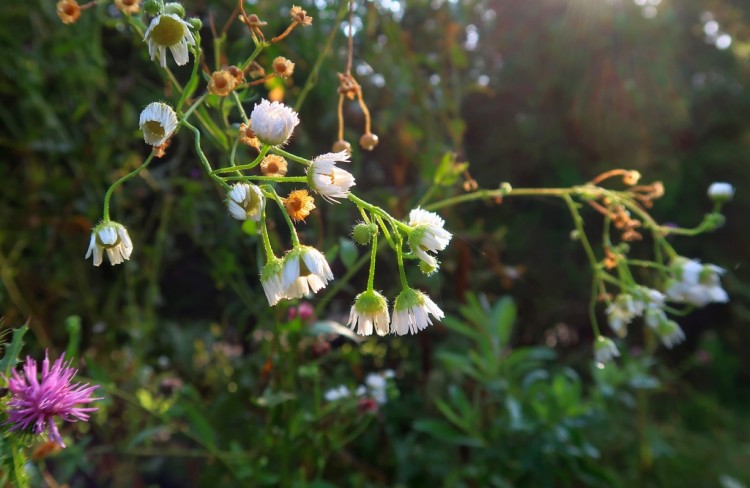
[[5, 352, 101, 448]]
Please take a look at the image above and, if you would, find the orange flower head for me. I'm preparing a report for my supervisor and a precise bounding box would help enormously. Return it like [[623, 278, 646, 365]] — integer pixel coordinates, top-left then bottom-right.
[[114, 0, 140, 15], [260, 155, 288, 177], [57, 0, 81, 24], [272, 57, 295, 79], [208, 70, 236, 97], [238, 122, 261, 150], [284, 190, 316, 222]]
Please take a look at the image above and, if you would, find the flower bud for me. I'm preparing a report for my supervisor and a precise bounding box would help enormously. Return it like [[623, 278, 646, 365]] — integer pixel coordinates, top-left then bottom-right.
[[188, 17, 203, 31], [163, 1, 185, 17], [143, 0, 162, 15], [359, 132, 379, 151], [352, 222, 378, 245], [707, 182, 734, 203], [702, 212, 726, 231], [332, 139, 352, 155]]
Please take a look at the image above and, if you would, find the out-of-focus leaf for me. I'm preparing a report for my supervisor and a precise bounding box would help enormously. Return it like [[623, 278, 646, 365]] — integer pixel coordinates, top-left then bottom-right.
[[306, 320, 362, 343], [413, 419, 485, 447], [0, 324, 28, 377], [338, 237, 358, 269]]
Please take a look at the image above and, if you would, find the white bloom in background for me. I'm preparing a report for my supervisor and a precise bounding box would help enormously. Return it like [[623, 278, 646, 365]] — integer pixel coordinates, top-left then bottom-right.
[[144, 13, 196, 68], [707, 182, 735, 202], [324, 385, 351, 402], [655, 320, 686, 349], [364, 373, 390, 405], [226, 183, 264, 221], [249, 100, 300, 146], [85, 221, 133, 266], [407, 208, 452, 269], [139, 102, 178, 147], [666, 257, 728, 307], [606, 293, 641, 337], [348, 290, 390, 336], [307, 151, 356, 202], [281, 246, 333, 299], [390, 288, 444, 335], [260, 257, 286, 306], [644, 306, 668, 329], [594, 336, 620, 364]]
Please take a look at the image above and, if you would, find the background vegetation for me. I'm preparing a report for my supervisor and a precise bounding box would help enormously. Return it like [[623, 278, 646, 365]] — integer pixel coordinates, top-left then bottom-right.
[[1, 0, 749, 486]]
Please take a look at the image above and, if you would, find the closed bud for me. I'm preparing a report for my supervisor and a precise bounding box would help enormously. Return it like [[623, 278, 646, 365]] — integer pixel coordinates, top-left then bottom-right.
[[360, 132, 379, 151], [188, 17, 202, 30], [163, 1, 185, 17], [703, 212, 726, 231], [419, 259, 439, 276], [332, 139, 352, 155], [353, 222, 377, 245], [144, 0, 162, 15]]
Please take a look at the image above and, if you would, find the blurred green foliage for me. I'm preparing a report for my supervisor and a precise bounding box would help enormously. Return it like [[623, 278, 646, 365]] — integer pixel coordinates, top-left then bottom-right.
[[1, 0, 749, 486]]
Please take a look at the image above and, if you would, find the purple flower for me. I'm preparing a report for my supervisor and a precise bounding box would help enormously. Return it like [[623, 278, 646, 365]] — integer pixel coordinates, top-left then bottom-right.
[[5, 352, 101, 447]]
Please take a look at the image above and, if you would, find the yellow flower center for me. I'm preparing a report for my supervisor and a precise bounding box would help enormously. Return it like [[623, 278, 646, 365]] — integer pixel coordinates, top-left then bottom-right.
[[151, 16, 186, 47], [143, 120, 165, 140]]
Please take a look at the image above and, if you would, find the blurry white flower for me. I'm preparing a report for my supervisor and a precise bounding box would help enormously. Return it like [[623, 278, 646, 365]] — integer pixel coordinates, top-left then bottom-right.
[[260, 257, 286, 306], [324, 385, 351, 402], [249, 100, 299, 146], [139, 102, 178, 147], [666, 257, 728, 307], [281, 246, 333, 299], [85, 221, 133, 266], [655, 320, 686, 349], [407, 208, 452, 269], [707, 182, 735, 202], [348, 290, 389, 336], [594, 336, 620, 364], [390, 288, 444, 335], [143, 13, 196, 68], [307, 151, 356, 202], [364, 373, 389, 405], [226, 183, 264, 221], [606, 293, 640, 337], [644, 306, 668, 329]]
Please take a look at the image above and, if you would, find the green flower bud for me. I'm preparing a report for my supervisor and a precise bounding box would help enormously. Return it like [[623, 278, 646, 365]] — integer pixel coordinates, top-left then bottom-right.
[[702, 212, 725, 231], [188, 17, 203, 31], [419, 259, 439, 276], [352, 222, 377, 245], [144, 0, 163, 16], [164, 2, 185, 17]]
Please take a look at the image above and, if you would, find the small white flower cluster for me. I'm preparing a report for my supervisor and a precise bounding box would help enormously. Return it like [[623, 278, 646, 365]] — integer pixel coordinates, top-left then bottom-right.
[[666, 257, 728, 307], [606, 286, 686, 350], [347, 287, 446, 337], [324, 370, 395, 405], [261, 246, 333, 306]]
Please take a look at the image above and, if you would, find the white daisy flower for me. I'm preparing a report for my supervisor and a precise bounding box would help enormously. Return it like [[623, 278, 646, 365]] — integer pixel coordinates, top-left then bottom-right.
[[281, 246, 333, 299], [655, 320, 685, 349], [347, 290, 389, 336], [707, 182, 735, 202], [307, 151, 356, 202], [249, 99, 300, 146], [407, 208, 452, 269], [85, 221, 133, 266], [260, 257, 286, 306], [226, 183, 264, 221], [143, 13, 196, 68], [605, 293, 640, 337], [390, 288, 444, 336], [594, 336, 620, 364], [139, 102, 178, 147]]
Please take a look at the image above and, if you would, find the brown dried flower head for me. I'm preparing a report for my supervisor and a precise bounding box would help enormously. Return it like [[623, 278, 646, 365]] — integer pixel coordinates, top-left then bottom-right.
[[360, 132, 379, 151], [226, 65, 245, 84], [208, 70, 237, 97], [244, 13, 267, 27], [57, 0, 81, 24], [153, 138, 172, 158], [238, 123, 261, 150], [284, 189, 316, 222], [290, 6, 313, 26], [114, 0, 140, 15], [260, 155, 288, 177], [272, 57, 295, 79], [332, 140, 352, 155], [247, 62, 266, 79], [622, 170, 641, 186]]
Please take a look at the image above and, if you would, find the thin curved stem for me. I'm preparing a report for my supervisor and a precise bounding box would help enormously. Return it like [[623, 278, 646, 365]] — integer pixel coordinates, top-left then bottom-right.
[[103, 152, 156, 221]]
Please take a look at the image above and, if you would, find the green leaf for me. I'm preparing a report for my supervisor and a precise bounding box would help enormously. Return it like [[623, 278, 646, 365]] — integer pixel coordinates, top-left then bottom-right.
[[0, 324, 28, 378], [413, 419, 484, 447], [433, 152, 469, 187], [338, 237, 358, 269], [490, 297, 517, 346]]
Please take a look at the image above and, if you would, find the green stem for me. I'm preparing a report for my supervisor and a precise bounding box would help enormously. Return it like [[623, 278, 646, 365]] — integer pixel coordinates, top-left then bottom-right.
[[395, 236, 409, 290], [367, 232, 378, 291], [181, 93, 208, 122], [213, 145, 270, 174], [348, 193, 411, 233], [260, 208, 276, 260], [103, 152, 156, 221], [240, 42, 267, 70], [181, 120, 231, 190], [224, 175, 308, 183], [232, 91, 250, 124], [268, 187, 300, 246], [272, 147, 312, 167], [627, 259, 670, 272], [425, 187, 570, 211], [176, 48, 203, 113]]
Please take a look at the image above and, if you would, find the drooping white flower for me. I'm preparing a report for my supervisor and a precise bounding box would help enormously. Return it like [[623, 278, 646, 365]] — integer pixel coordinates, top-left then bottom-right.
[[85, 221, 133, 267], [226, 183, 264, 221], [260, 257, 286, 306], [139, 102, 178, 147], [143, 13, 196, 68], [605, 293, 640, 337], [307, 151, 356, 202], [407, 208, 452, 269], [666, 257, 728, 307], [655, 320, 686, 349], [707, 182, 735, 202], [347, 290, 389, 336], [594, 336, 620, 364], [324, 385, 351, 402], [390, 288, 444, 336], [249, 99, 299, 146], [281, 246, 333, 299]]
